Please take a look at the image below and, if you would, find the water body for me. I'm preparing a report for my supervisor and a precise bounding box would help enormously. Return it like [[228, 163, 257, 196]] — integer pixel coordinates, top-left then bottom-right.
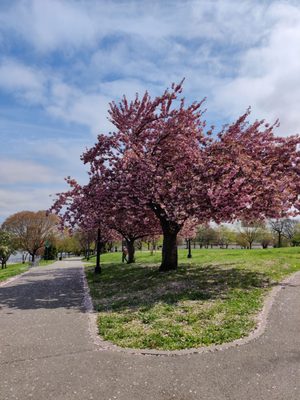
[[7, 252, 29, 264]]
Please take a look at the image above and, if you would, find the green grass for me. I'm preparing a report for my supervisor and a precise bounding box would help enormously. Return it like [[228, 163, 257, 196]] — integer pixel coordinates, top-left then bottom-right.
[[0, 259, 56, 282], [85, 247, 300, 350], [38, 259, 56, 267], [0, 262, 30, 282]]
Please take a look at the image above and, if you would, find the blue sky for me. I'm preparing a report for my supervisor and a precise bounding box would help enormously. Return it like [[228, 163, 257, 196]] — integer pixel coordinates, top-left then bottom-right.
[[0, 0, 300, 221]]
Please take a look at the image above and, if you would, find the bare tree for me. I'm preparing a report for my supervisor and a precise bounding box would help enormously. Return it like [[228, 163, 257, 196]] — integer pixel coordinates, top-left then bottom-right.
[[269, 219, 297, 247], [2, 211, 58, 262], [237, 221, 264, 249]]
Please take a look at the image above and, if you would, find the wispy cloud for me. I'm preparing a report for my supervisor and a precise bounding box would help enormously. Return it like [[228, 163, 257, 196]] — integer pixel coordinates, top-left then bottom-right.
[[0, 159, 57, 184], [0, 187, 54, 220], [213, 2, 300, 135], [0, 59, 46, 103]]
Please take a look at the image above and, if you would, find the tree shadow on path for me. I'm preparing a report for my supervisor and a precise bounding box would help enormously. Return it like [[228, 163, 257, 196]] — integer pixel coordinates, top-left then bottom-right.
[[0, 267, 85, 312]]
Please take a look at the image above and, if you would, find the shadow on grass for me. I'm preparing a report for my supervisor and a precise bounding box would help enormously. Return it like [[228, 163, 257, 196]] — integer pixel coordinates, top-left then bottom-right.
[[87, 262, 273, 312]]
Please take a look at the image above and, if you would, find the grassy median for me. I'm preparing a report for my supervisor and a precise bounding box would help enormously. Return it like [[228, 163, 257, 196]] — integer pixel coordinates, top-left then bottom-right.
[[85, 247, 300, 350]]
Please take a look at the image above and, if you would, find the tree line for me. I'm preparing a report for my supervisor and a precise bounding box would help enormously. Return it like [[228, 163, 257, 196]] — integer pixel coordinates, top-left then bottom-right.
[[0, 209, 299, 269]]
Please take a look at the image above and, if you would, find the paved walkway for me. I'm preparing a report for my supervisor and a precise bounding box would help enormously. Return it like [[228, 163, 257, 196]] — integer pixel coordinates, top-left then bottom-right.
[[1, 259, 300, 400]]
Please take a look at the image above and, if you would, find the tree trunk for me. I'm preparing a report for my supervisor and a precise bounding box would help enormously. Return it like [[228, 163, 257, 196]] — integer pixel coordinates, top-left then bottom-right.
[[126, 239, 135, 264], [150, 203, 180, 271], [278, 232, 282, 248], [160, 230, 178, 271], [187, 239, 192, 258], [95, 227, 101, 274], [86, 239, 90, 260]]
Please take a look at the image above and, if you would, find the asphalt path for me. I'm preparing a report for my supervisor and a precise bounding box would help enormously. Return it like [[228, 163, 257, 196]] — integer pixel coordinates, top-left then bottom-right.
[[1, 259, 300, 400]]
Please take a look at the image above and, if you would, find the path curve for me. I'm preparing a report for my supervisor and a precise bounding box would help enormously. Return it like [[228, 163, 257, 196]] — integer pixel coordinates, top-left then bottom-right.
[[1, 258, 300, 400]]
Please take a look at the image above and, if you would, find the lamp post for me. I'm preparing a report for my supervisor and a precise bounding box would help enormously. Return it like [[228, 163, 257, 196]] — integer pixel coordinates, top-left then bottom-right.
[[45, 240, 50, 260], [95, 227, 101, 274]]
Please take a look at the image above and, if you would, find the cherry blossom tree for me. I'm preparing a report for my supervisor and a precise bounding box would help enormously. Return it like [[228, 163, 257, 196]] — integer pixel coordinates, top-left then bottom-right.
[[108, 205, 160, 263], [83, 81, 300, 271], [103, 172, 161, 263], [50, 177, 116, 273], [51, 173, 160, 269]]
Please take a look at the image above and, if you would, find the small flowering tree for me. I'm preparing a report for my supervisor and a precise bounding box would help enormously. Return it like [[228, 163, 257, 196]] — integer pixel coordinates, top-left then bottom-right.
[[50, 178, 117, 273], [179, 218, 199, 258]]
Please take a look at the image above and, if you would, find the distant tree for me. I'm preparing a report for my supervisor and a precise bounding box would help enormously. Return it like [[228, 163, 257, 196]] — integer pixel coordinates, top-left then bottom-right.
[[75, 229, 95, 260], [291, 223, 300, 246], [259, 228, 274, 249], [282, 220, 298, 243], [237, 221, 264, 249], [0, 230, 15, 268], [2, 211, 58, 262], [196, 225, 217, 248], [269, 219, 297, 247], [215, 225, 235, 248], [44, 243, 57, 260], [180, 218, 199, 258], [143, 234, 161, 255]]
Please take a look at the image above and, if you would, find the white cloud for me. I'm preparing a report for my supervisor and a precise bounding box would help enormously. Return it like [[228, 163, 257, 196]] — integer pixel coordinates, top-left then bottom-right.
[[0, 0, 270, 52], [213, 2, 300, 136], [0, 59, 46, 103], [0, 159, 57, 184], [0, 187, 54, 221], [46, 84, 113, 134], [1, 0, 99, 52], [0, 59, 113, 134], [1, 0, 300, 138]]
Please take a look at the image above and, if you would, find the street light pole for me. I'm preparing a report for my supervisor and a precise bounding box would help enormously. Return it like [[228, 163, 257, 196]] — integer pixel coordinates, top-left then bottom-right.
[[95, 227, 101, 274]]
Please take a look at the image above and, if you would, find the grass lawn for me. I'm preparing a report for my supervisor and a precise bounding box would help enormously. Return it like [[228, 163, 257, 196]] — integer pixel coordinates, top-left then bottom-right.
[[85, 247, 300, 351], [0, 259, 56, 283]]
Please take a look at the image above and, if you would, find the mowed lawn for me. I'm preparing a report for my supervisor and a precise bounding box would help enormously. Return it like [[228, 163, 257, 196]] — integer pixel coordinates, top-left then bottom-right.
[[85, 247, 300, 350], [0, 259, 56, 282]]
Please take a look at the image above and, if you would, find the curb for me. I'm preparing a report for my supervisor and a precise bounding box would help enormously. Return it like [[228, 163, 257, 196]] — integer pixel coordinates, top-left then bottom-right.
[[0, 269, 32, 288], [81, 265, 300, 357]]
